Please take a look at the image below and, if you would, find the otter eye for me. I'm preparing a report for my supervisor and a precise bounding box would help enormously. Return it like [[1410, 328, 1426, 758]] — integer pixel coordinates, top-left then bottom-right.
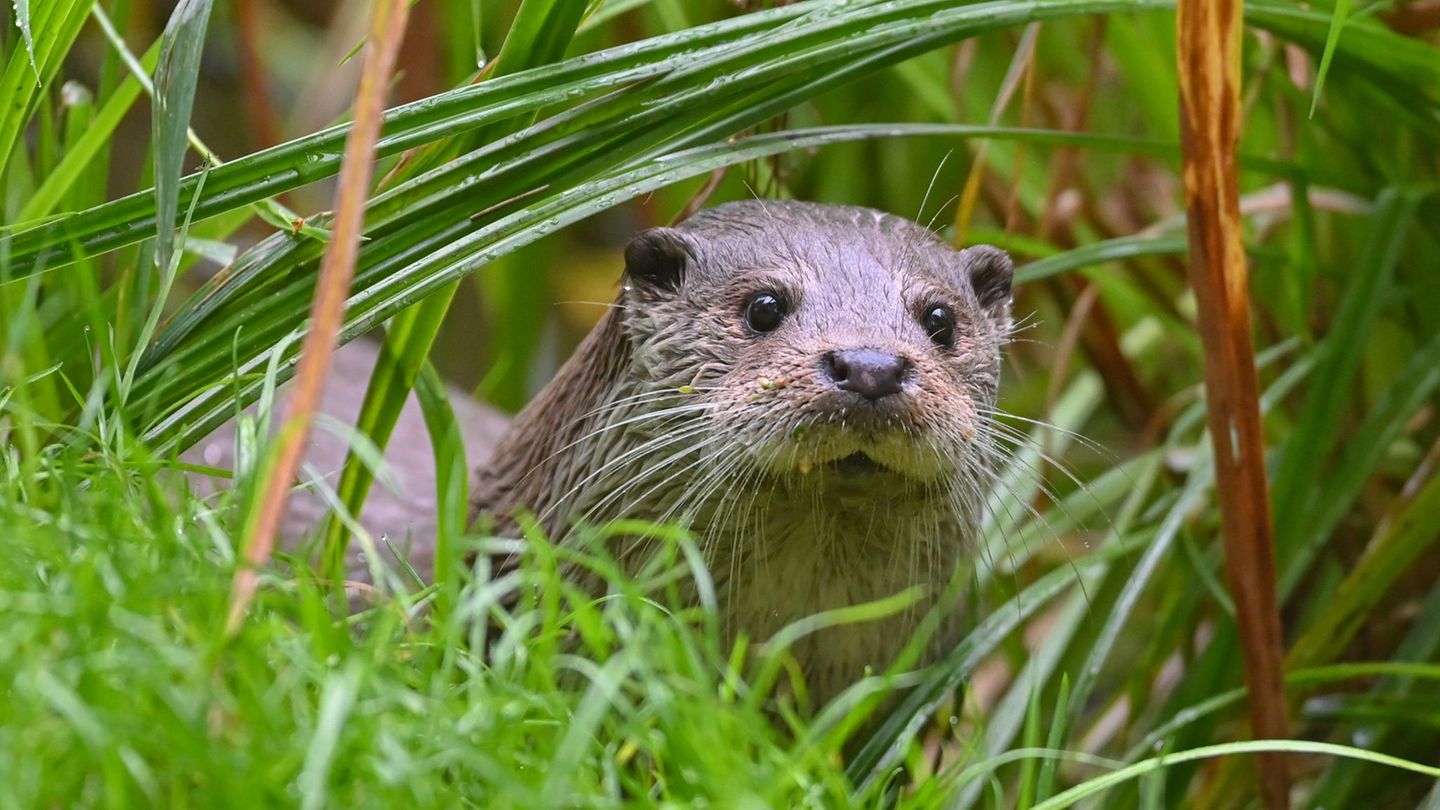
[[744, 292, 788, 334], [922, 304, 956, 348]]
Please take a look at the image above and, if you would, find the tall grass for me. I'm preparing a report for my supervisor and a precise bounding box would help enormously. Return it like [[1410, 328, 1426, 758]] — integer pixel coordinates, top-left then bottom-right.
[[2, 0, 1438, 807]]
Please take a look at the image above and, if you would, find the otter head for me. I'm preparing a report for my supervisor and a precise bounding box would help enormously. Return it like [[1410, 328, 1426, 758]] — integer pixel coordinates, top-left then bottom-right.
[[472, 200, 1015, 700], [615, 201, 1013, 507]]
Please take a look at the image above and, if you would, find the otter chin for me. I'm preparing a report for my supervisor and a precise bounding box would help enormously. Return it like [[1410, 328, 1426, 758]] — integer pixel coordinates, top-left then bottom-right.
[[473, 200, 1014, 705], [824, 451, 889, 476]]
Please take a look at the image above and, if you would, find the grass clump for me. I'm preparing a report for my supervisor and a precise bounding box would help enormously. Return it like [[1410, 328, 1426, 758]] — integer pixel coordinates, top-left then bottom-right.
[[0, 443, 884, 807]]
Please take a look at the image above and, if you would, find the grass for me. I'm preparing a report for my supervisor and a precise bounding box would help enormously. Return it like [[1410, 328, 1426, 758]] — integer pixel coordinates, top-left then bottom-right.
[[0, 449, 868, 807], [2, 0, 1440, 807]]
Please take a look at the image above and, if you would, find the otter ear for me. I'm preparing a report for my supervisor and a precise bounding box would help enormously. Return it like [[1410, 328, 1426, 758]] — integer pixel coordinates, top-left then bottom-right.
[[959, 244, 1013, 316], [624, 227, 694, 294]]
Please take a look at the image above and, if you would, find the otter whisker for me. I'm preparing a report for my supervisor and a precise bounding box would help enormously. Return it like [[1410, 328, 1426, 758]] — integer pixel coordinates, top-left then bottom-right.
[[617, 437, 754, 566], [975, 429, 1078, 514], [569, 385, 726, 426], [661, 443, 755, 561], [577, 429, 739, 528], [696, 422, 788, 596], [972, 419, 1113, 537], [966, 448, 1077, 585], [558, 398, 723, 455], [966, 432, 1100, 610], [540, 420, 724, 527], [977, 405, 1117, 461]]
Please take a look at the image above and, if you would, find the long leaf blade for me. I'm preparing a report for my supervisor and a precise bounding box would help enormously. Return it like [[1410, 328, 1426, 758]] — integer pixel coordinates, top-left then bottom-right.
[[151, 0, 214, 276]]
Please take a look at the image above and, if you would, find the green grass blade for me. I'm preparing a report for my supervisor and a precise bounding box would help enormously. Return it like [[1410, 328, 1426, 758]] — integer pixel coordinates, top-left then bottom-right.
[[1125, 661, 1440, 764], [121, 168, 209, 399], [1247, 0, 1440, 93], [1307, 0, 1351, 118], [955, 592, 1095, 810], [1280, 333, 1440, 598], [296, 662, 363, 810], [12, 0, 39, 79], [17, 40, 160, 222], [491, 0, 588, 72], [1016, 664, 1049, 810], [2, 0, 811, 271], [0, 0, 92, 180], [413, 361, 468, 616], [1271, 189, 1420, 573], [317, 290, 454, 580], [1287, 469, 1440, 671], [845, 537, 1149, 788], [1060, 464, 1210, 708], [150, 0, 214, 277], [1030, 740, 1440, 810], [1304, 581, 1440, 807], [1015, 235, 1190, 284], [1033, 676, 1073, 806]]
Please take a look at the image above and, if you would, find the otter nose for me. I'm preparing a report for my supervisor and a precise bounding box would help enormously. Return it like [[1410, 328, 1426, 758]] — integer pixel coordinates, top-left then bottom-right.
[[822, 349, 909, 401]]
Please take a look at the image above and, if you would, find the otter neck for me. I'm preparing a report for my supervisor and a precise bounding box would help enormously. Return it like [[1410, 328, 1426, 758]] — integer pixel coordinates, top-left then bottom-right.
[[472, 308, 630, 534]]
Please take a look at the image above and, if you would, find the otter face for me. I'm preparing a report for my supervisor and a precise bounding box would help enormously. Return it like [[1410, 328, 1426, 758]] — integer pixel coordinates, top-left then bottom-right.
[[619, 201, 1013, 494]]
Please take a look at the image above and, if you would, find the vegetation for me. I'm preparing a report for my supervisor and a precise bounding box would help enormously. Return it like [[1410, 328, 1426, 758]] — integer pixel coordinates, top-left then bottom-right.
[[2, 0, 1438, 806]]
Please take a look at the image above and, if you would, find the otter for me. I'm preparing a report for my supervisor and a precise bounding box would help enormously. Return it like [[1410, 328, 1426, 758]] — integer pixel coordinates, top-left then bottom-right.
[[474, 200, 1014, 704]]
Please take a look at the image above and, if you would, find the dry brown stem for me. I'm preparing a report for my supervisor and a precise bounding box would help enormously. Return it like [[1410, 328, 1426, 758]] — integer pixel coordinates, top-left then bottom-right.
[[225, 0, 413, 635], [1176, 1, 1291, 807]]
